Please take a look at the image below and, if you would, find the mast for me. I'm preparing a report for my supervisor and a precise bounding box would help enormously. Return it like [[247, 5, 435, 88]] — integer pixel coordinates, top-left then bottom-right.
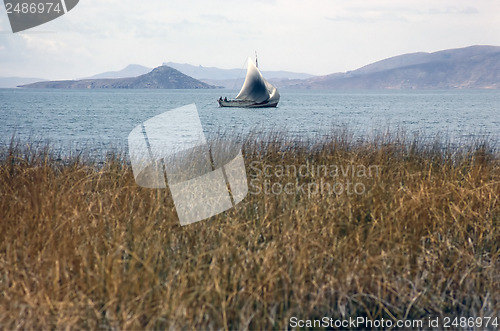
[[255, 51, 258, 68]]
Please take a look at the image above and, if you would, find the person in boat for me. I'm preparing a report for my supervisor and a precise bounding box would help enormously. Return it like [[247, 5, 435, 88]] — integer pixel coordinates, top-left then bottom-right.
[[224, 97, 228, 101], [219, 96, 222, 101]]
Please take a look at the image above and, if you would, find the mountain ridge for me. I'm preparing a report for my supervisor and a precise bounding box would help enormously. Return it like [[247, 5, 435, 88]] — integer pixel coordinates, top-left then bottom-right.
[[19, 66, 217, 89], [164, 62, 315, 81], [282, 45, 500, 89], [11, 45, 500, 90], [83, 64, 153, 79]]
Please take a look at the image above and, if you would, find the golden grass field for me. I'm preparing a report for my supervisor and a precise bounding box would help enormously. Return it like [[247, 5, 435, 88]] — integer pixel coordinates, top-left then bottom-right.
[[0, 132, 499, 329]]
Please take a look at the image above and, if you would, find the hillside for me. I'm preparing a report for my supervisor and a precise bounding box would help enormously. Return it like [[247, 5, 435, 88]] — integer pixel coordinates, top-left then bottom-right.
[[284, 45, 500, 89], [19, 66, 217, 89]]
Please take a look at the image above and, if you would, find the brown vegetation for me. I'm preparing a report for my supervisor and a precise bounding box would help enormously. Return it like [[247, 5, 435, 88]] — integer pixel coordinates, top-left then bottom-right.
[[0, 132, 498, 329]]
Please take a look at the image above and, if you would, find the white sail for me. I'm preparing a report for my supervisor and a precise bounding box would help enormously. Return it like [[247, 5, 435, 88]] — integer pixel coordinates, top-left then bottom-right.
[[236, 58, 279, 104], [265, 80, 280, 104]]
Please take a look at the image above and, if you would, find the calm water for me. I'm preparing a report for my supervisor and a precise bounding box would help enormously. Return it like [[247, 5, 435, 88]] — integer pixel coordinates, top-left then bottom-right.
[[1, 88, 499, 156]]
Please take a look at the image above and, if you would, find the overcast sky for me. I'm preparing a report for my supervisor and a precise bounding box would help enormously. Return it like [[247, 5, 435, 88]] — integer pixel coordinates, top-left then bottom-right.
[[1, 0, 500, 79]]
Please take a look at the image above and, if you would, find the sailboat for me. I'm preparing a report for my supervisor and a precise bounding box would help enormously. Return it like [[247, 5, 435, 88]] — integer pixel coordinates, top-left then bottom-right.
[[218, 55, 280, 108]]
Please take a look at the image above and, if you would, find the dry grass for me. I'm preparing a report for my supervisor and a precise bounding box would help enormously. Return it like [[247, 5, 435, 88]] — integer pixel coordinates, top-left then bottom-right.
[[0, 132, 499, 330]]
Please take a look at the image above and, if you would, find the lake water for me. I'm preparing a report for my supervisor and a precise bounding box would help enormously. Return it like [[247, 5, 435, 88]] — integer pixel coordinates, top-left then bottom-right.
[[1, 88, 499, 156]]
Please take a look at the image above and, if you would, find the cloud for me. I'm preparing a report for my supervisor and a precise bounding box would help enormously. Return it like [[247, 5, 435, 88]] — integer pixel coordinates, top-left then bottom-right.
[[327, 10, 410, 23], [20, 34, 65, 53], [0, 0, 499, 78], [327, 3, 480, 23], [428, 6, 479, 15]]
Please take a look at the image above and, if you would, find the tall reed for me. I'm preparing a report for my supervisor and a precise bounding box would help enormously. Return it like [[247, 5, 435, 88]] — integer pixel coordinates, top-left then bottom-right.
[[0, 131, 498, 329]]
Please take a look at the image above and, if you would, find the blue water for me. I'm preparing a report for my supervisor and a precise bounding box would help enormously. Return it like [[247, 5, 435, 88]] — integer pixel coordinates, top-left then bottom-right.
[[1, 88, 499, 155]]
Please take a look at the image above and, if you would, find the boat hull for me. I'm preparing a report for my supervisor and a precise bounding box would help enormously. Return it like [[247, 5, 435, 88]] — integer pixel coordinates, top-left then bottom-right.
[[218, 99, 278, 108]]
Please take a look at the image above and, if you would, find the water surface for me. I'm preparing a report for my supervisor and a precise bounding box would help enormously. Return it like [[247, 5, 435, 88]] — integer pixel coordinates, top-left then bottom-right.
[[1, 88, 498, 155]]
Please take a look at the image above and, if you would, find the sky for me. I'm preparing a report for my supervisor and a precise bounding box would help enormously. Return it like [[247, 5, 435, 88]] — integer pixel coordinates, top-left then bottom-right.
[[1, 0, 500, 79]]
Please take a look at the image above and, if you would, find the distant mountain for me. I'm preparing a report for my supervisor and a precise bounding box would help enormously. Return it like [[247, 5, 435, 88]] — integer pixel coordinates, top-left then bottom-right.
[[164, 61, 315, 88], [84, 64, 152, 79], [199, 77, 304, 90], [14, 45, 500, 90], [19, 66, 217, 89], [0, 77, 47, 88], [198, 78, 246, 89], [284, 45, 500, 89]]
